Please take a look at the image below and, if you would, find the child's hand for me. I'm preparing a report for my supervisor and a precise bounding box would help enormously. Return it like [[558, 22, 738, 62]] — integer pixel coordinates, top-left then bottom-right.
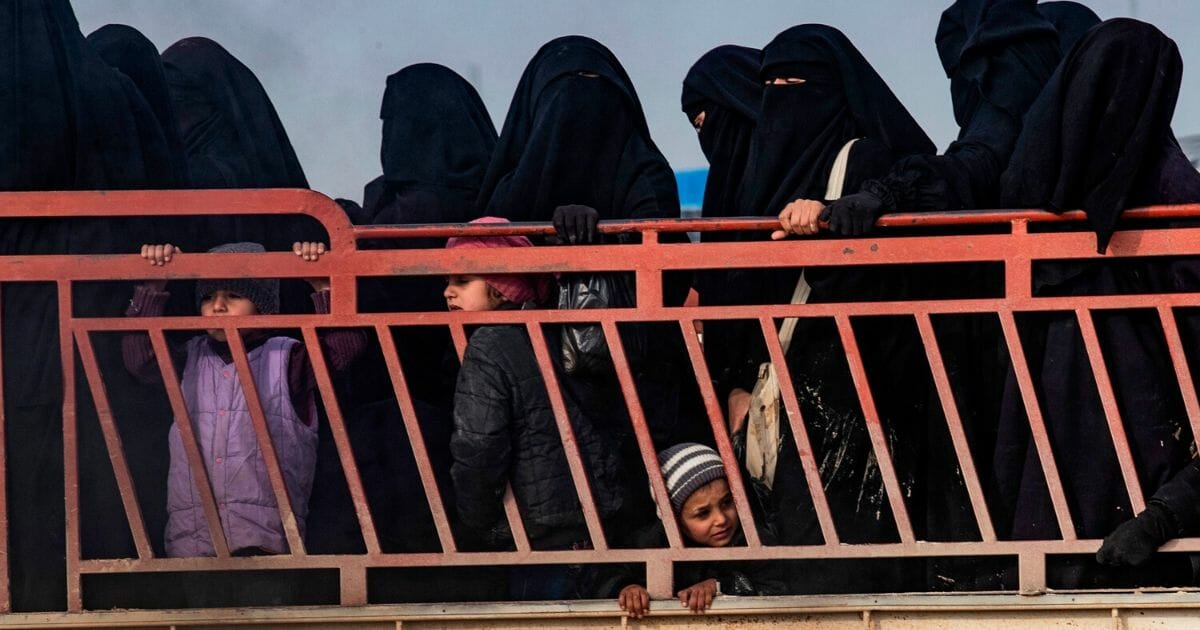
[[140, 244, 181, 292], [678, 578, 719, 614], [293, 241, 330, 292], [618, 584, 650, 619]]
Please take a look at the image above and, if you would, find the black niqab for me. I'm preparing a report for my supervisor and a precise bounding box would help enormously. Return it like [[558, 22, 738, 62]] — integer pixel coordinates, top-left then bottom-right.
[[477, 36, 679, 222], [681, 45, 760, 218], [738, 24, 934, 218], [162, 37, 307, 190], [87, 24, 190, 187], [1038, 1, 1102, 56], [1000, 19, 1184, 251]]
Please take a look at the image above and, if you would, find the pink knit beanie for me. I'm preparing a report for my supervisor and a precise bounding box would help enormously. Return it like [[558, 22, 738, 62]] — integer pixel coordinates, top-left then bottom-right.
[[445, 217, 552, 305]]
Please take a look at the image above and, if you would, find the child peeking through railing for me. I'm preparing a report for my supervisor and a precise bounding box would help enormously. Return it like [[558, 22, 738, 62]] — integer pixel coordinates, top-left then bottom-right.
[[122, 241, 366, 563]]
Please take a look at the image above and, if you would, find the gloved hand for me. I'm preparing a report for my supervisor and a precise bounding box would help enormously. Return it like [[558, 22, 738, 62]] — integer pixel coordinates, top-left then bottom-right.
[[1096, 502, 1179, 567], [818, 191, 884, 236], [552, 204, 600, 244]]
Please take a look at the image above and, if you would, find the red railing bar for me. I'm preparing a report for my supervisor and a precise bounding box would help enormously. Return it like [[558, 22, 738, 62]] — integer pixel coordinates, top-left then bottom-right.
[[677, 320, 763, 547], [524, 323, 609, 551], [445, 322, 531, 552], [59, 282, 83, 612], [599, 320, 684, 549], [834, 315, 916, 544], [349, 204, 1200, 239], [71, 331, 154, 560], [300, 327, 383, 555], [1075, 309, 1147, 513], [372, 324, 458, 554], [998, 311, 1077, 540], [758, 317, 841, 545], [914, 314, 998, 542], [1157, 306, 1200, 444], [147, 330, 232, 558], [224, 330, 307, 556]]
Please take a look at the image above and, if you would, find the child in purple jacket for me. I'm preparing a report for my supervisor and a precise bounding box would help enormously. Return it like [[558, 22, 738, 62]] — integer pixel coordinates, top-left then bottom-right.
[[123, 241, 365, 561]]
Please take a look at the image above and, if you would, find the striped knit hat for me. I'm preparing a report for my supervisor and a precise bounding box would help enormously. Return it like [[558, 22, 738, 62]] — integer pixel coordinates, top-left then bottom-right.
[[658, 443, 728, 512]]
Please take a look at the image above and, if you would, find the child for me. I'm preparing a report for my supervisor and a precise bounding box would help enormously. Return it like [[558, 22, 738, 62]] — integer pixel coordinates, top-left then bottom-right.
[[616, 443, 786, 618], [446, 217, 629, 600], [123, 241, 365, 565]]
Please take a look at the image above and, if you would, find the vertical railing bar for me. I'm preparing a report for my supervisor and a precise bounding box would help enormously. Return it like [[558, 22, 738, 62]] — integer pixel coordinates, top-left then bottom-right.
[[634, 230, 663, 311], [914, 314, 997, 542], [148, 329, 231, 558], [525, 322, 609, 550], [59, 281, 82, 612], [759, 317, 841, 545], [225, 328, 306, 555], [299, 326, 382, 555], [1156, 305, 1200, 450], [599, 319, 683, 549], [72, 330, 153, 559], [372, 323, 458, 553], [677, 320, 762, 547], [447, 321, 530, 551], [998, 310, 1077, 540], [0, 285, 10, 612], [833, 314, 916, 544], [1075, 308, 1146, 513]]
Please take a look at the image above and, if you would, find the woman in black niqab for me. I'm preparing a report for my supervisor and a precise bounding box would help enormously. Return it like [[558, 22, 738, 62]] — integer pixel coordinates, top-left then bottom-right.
[[2, 0, 179, 611], [161, 37, 318, 252], [87, 24, 190, 187], [477, 36, 679, 228], [680, 44, 761, 220], [988, 18, 1200, 589]]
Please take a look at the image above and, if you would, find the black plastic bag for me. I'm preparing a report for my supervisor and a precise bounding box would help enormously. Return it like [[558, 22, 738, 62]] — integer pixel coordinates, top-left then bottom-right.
[[558, 272, 641, 375]]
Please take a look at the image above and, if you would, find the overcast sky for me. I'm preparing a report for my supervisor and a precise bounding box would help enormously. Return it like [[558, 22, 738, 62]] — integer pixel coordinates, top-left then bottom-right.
[[74, 0, 1200, 202]]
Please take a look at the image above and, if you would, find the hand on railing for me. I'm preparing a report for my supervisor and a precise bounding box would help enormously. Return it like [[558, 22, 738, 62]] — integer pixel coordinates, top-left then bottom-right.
[[771, 199, 825, 239], [819, 191, 884, 236], [618, 584, 650, 619], [678, 578, 719, 614], [1096, 502, 1179, 567], [293, 241, 330, 292], [552, 204, 599, 244], [139, 243, 181, 292]]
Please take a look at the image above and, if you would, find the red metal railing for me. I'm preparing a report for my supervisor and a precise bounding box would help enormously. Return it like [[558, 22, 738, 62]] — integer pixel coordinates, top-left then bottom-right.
[[1, 189, 1199, 612]]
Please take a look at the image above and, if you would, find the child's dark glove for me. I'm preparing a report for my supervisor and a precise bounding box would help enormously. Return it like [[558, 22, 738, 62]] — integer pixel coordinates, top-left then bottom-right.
[[1096, 502, 1179, 567], [818, 191, 884, 236], [552, 204, 599, 244]]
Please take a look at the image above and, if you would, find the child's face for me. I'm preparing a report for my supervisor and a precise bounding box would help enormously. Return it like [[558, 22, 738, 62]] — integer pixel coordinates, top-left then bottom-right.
[[445, 274, 506, 312], [679, 478, 739, 547], [199, 289, 259, 341]]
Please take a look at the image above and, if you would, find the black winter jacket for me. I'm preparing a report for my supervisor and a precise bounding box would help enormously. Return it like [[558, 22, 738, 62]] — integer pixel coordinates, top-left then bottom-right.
[[451, 324, 626, 549]]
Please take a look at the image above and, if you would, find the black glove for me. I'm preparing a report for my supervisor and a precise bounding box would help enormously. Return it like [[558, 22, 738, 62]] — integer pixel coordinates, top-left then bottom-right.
[[817, 191, 884, 236], [552, 204, 599, 244], [1096, 502, 1179, 567]]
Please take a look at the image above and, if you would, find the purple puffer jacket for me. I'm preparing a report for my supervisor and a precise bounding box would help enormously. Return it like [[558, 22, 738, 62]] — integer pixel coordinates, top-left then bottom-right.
[[166, 336, 317, 557]]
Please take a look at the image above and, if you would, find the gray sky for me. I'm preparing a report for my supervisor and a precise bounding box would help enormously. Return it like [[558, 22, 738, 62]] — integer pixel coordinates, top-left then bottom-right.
[[75, 0, 1200, 202]]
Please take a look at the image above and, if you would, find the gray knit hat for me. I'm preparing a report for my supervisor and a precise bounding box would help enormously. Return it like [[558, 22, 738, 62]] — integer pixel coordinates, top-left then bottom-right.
[[658, 443, 728, 512], [195, 242, 279, 315]]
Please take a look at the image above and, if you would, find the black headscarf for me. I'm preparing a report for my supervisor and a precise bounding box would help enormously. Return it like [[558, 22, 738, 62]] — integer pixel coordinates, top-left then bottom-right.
[[936, 0, 1060, 135], [161, 37, 315, 252], [162, 37, 308, 190], [87, 24, 190, 187], [1038, 1, 1102, 56], [737, 24, 935, 218], [1000, 19, 1184, 251], [681, 45, 760, 218], [477, 35, 679, 222], [368, 63, 496, 225]]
